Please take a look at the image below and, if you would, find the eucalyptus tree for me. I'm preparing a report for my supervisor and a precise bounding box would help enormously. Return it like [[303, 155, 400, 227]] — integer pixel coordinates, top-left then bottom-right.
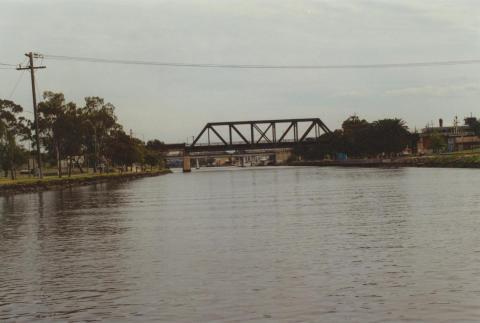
[[104, 129, 144, 171], [0, 99, 30, 179], [62, 102, 87, 175], [38, 91, 86, 177], [145, 139, 166, 169], [82, 97, 118, 172]]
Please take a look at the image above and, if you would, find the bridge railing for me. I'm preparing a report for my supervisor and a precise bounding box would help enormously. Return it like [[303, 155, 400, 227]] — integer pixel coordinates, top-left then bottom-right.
[[191, 138, 310, 147]]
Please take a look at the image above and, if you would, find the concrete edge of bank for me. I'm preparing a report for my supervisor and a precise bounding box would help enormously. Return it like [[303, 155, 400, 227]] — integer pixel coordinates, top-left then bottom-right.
[[0, 169, 172, 196]]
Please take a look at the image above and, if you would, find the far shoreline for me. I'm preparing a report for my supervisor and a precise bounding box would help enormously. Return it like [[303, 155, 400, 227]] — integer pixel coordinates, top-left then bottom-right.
[[288, 154, 480, 169]]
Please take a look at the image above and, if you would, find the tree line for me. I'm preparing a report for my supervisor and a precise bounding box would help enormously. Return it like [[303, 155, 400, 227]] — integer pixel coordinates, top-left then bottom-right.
[[0, 92, 165, 179], [295, 115, 418, 160]]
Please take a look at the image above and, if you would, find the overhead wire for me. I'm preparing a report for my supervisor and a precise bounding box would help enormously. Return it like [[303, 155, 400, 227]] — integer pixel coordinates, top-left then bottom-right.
[[3, 57, 29, 99], [8, 70, 25, 100], [43, 54, 480, 69], [0, 57, 28, 69], [34, 68, 41, 105], [0, 62, 17, 66]]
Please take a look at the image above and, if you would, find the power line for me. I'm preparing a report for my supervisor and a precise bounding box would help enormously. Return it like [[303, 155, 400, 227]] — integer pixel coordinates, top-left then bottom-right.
[[0, 62, 17, 66], [8, 70, 25, 99], [1, 58, 27, 70], [43, 54, 480, 69]]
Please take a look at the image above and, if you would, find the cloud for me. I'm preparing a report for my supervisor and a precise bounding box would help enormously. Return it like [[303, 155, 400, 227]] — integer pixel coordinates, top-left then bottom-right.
[[1, 0, 480, 141], [384, 83, 480, 97], [332, 90, 371, 98]]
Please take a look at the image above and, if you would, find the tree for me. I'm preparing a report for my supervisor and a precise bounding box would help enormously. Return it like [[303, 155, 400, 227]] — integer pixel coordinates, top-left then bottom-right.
[[145, 139, 166, 169], [38, 92, 83, 177], [293, 130, 346, 160], [144, 149, 160, 170], [82, 97, 118, 172], [0, 100, 30, 179], [370, 118, 410, 155], [294, 116, 413, 161], [429, 132, 446, 153], [146, 139, 165, 151], [2, 91, 167, 180], [104, 129, 144, 171], [409, 131, 420, 154], [0, 140, 29, 179], [342, 115, 369, 135], [341, 115, 372, 157], [62, 102, 87, 175]]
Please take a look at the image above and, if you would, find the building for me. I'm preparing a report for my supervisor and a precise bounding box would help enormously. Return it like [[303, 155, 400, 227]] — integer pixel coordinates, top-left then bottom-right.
[[417, 116, 480, 154]]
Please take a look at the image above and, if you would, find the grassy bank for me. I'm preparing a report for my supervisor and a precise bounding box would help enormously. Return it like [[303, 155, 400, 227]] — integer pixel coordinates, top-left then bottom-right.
[[400, 154, 480, 168], [0, 169, 171, 195], [289, 152, 480, 169]]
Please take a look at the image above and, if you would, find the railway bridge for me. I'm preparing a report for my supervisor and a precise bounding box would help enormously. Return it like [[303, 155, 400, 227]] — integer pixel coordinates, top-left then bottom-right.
[[164, 118, 332, 172]]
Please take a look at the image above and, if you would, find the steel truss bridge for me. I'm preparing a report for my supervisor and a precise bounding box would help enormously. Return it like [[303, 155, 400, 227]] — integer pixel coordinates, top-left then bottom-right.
[[163, 118, 331, 171], [174, 118, 332, 152]]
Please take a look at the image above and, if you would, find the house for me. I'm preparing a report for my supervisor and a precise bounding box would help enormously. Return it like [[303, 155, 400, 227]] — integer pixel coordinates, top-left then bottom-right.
[[417, 117, 480, 154]]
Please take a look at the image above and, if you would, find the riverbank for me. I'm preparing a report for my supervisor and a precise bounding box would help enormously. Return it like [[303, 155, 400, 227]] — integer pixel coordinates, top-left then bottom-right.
[[0, 169, 172, 195], [289, 153, 480, 169]]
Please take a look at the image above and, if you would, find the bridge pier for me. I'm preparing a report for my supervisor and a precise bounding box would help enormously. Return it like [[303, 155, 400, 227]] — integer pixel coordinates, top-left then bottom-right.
[[183, 156, 191, 173], [274, 150, 292, 165]]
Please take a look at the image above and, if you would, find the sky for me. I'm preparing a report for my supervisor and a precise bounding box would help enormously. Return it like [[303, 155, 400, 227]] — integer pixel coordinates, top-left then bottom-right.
[[1, 0, 479, 142]]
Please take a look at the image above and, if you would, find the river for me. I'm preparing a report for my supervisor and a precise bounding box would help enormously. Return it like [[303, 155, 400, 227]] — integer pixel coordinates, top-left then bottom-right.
[[1, 166, 480, 322]]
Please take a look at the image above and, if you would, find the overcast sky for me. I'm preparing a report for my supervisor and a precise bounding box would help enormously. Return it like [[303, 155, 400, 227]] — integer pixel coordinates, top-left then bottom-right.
[[1, 0, 479, 142]]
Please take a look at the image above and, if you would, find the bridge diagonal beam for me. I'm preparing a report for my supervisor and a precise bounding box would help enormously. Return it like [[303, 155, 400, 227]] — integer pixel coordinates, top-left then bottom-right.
[[294, 121, 298, 141], [191, 125, 208, 147], [209, 125, 228, 145], [254, 123, 272, 144], [299, 121, 317, 142], [231, 124, 250, 144], [316, 118, 332, 134], [278, 122, 295, 143]]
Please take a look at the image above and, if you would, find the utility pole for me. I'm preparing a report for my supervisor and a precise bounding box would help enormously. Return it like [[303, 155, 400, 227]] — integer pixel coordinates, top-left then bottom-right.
[[17, 52, 45, 178]]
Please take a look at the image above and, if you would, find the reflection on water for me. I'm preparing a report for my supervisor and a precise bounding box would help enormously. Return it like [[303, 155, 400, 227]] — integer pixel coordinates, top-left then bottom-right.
[[1, 166, 480, 322]]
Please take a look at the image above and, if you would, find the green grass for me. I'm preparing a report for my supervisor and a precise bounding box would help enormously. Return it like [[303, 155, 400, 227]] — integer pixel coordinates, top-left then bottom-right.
[[0, 169, 169, 187], [439, 148, 480, 156], [440, 154, 480, 163], [405, 152, 480, 167]]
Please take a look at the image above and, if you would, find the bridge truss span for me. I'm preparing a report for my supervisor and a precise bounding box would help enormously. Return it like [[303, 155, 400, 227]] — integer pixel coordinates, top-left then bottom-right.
[[190, 118, 331, 151]]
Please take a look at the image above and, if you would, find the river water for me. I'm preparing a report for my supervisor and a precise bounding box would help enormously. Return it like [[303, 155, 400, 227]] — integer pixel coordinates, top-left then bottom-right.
[[1, 166, 480, 322]]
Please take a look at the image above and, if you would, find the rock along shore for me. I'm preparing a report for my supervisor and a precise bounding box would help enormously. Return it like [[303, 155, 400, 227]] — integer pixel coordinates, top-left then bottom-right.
[[0, 169, 172, 196]]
